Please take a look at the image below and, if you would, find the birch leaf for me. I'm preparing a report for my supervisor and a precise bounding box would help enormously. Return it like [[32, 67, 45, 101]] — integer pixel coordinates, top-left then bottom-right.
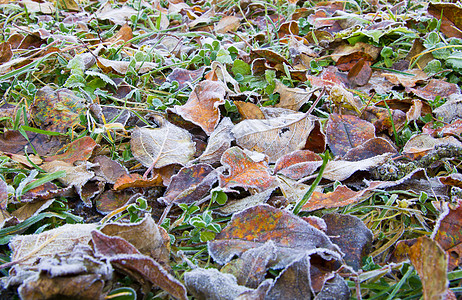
[[232, 113, 315, 162], [195, 117, 234, 164], [130, 122, 195, 169]]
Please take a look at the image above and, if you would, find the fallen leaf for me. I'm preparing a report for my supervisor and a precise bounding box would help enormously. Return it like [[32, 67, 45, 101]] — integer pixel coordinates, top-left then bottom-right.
[[194, 117, 234, 164], [221, 240, 276, 288], [113, 173, 163, 191], [215, 16, 240, 33], [10, 223, 97, 266], [93, 155, 129, 184], [302, 182, 381, 213], [323, 153, 392, 181], [434, 95, 462, 123], [409, 236, 449, 300], [218, 147, 276, 192], [159, 164, 217, 205], [208, 205, 343, 269], [166, 67, 205, 90], [232, 112, 315, 162], [0, 130, 64, 156], [173, 80, 226, 135], [184, 268, 254, 300], [402, 134, 462, 160], [326, 113, 375, 157], [130, 122, 195, 170], [343, 137, 397, 161], [106, 23, 133, 45], [428, 3, 462, 38], [408, 79, 460, 101], [45, 136, 97, 164], [91, 230, 187, 300], [422, 119, 462, 138], [273, 150, 322, 180], [347, 58, 372, 86], [97, 57, 158, 75], [406, 99, 423, 123], [433, 199, 462, 271], [31, 86, 86, 133], [265, 254, 312, 299], [217, 188, 275, 216], [382, 69, 427, 88], [322, 214, 373, 271], [95, 190, 134, 215], [328, 85, 363, 115], [274, 80, 313, 111], [100, 214, 170, 265], [234, 101, 265, 120], [278, 21, 299, 38], [96, 4, 137, 25]]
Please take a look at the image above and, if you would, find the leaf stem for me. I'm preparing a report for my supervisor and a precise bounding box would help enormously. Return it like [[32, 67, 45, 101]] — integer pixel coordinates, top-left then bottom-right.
[[293, 151, 329, 215]]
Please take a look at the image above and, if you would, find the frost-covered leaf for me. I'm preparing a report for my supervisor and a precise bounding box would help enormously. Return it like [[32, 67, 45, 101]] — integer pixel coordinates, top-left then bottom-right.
[[232, 112, 315, 162], [173, 80, 226, 135], [194, 117, 234, 164], [323, 153, 391, 181], [159, 164, 217, 205], [274, 81, 313, 111], [97, 57, 157, 75], [218, 147, 276, 192], [45, 136, 97, 164], [208, 205, 343, 269], [273, 150, 322, 180], [130, 122, 195, 169]]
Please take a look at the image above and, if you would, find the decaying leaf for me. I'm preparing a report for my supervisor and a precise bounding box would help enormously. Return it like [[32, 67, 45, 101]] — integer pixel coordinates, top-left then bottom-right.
[[323, 153, 392, 181], [232, 112, 315, 162], [194, 117, 234, 164], [44, 136, 97, 164], [208, 205, 343, 269], [402, 134, 462, 159], [173, 80, 226, 135], [274, 81, 313, 111], [159, 164, 217, 205], [130, 122, 195, 170], [113, 173, 163, 190], [273, 150, 322, 180], [218, 147, 276, 192]]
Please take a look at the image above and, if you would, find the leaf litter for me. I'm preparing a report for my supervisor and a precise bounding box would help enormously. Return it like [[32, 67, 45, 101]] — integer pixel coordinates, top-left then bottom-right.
[[1, 0, 462, 299]]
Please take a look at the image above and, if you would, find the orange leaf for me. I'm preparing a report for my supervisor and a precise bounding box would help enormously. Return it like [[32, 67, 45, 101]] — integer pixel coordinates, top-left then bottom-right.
[[113, 173, 163, 191], [218, 147, 275, 192], [45, 137, 97, 164]]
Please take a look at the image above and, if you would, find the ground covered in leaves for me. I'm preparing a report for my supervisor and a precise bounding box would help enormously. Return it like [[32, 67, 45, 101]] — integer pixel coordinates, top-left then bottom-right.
[[1, 0, 462, 299]]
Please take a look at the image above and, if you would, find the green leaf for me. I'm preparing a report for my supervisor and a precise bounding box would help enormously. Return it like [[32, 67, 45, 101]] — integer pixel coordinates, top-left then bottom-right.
[[232, 59, 251, 76], [107, 287, 137, 300], [85, 70, 117, 87], [200, 230, 216, 242], [211, 188, 227, 205], [216, 48, 233, 64], [446, 51, 462, 70]]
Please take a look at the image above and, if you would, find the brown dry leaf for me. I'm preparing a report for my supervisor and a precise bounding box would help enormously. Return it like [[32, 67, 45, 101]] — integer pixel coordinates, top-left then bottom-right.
[[31, 86, 86, 133], [434, 95, 462, 123], [382, 69, 427, 88], [95, 190, 133, 215], [432, 199, 462, 271], [221, 241, 276, 288], [208, 205, 343, 269], [44, 136, 97, 164], [113, 173, 163, 190], [173, 80, 226, 135], [20, 0, 55, 14], [130, 122, 195, 169], [106, 23, 133, 45], [10, 223, 97, 266], [217, 188, 275, 216], [326, 113, 375, 157], [347, 58, 372, 86], [96, 4, 137, 25], [328, 86, 363, 115], [343, 137, 397, 161], [215, 16, 240, 33], [159, 164, 217, 205], [100, 214, 170, 266], [273, 150, 322, 180], [93, 155, 129, 184], [278, 21, 299, 38], [0, 130, 64, 156], [406, 99, 423, 123], [97, 57, 158, 75], [232, 112, 315, 162], [302, 182, 381, 213], [184, 268, 255, 299], [265, 254, 312, 299], [234, 101, 265, 120], [194, 117, 234, 164], [41, 160, 96, 206], [0, 42, 12, 63], [408, 79, 460, 101], [274, 80, 313, 111], [362, 105, 407, 134], [20, 181, 73, 203], [409, 236, 449, 300], [322, 214, 373, 271], [323, 153, 391, 181], [91, 230, 187, 300], [218, 147, 276, 192], [402, 134, 462, 160], [166, 67, 205, 90], [54, 0, 80, 11], [306, 66, 348, 88], [331, 42, 380, 63], [428, 3, 462, 39], [422, 119, 462, 138]]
